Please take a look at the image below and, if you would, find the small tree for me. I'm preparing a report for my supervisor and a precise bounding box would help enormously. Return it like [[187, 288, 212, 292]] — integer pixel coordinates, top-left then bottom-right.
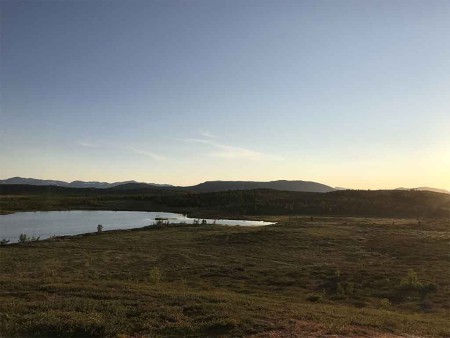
[[149, 267, 162, 285], [0, 239, 10, 246], [395, 269, 438, 301], [17, 234, 39, 243], [18, 234, 28, 243], [400, 270, 422, 289]]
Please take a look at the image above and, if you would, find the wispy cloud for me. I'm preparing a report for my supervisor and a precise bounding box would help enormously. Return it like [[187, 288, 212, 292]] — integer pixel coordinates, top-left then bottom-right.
[[200, 130, 215, 138], [129, 147, 165, 161], [77, 141, 165, 161], [183, 137, 281, 161], [78, 141, 98, 148]]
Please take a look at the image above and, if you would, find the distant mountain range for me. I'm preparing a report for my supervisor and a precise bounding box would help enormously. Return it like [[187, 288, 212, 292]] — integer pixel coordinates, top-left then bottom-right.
[[395, 187, 450, 194], [0, 177, 335, 193], [2, 177, 448, 195], [187, 180, 335, 193], [0, 177, 171, 189]]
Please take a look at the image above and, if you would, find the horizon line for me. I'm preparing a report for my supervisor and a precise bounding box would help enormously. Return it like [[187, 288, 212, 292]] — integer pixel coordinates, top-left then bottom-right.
[[1, 176, 449, 192]]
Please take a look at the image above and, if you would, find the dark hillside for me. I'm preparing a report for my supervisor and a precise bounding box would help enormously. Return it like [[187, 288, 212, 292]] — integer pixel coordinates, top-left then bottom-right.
[[186, 180, 335, 193], [0, 184, 178, 196], [2, 185, 449, 218], [155, 189, 450, 218], [0, 184, 96, 195]]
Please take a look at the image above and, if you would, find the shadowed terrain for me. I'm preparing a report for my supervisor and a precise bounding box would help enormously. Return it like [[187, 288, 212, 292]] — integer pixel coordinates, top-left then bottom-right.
[[1, 185, 449, 218], [0, 216, 449, 337]]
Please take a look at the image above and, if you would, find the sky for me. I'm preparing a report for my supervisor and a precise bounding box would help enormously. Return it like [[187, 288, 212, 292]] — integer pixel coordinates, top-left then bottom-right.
[[1, 0, 449, 189]]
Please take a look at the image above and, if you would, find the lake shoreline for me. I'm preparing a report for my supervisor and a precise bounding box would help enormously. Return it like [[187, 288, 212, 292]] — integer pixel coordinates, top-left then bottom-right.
[[1, 216, 449, 337], [0, 210, 274, 244]]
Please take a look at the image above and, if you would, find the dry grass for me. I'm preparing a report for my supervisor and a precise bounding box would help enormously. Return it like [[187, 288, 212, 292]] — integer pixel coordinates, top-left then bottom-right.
[[0, 216, 449, 337]]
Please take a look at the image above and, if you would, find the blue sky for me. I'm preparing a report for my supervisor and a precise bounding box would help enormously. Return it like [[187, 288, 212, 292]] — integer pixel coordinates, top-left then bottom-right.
[[1, 0, 449, 189]]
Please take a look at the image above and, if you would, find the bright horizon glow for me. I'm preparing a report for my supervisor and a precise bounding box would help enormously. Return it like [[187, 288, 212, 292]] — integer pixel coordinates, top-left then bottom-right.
[[1, 0, 449, 190]]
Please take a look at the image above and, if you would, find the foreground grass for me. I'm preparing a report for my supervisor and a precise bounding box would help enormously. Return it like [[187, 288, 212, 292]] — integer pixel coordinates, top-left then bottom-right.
[[0, 217, 449, 337]]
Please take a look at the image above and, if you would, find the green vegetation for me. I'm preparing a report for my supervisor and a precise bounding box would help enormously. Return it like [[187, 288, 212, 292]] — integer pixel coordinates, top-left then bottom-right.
[[18, 233, 40, 243], [0, 238, 10, 246], [1, 188, 449, 336], [1, 217, 449, 337], [1, 186, 450, 218]]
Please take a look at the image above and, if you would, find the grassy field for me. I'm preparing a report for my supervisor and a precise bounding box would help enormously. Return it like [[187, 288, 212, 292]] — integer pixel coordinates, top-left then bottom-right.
[[1, 216, 449, 337]]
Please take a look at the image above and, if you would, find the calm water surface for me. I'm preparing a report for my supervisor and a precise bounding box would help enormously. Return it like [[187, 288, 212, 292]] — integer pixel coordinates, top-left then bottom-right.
[[0, 211, 273, 243]]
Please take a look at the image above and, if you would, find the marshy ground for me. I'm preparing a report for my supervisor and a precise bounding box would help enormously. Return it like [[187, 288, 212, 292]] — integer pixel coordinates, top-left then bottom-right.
[[0, 216, 449, 337]]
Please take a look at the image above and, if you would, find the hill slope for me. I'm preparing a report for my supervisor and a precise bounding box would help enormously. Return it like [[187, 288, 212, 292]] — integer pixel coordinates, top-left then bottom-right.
[[396, 186, 450, 194], [156, 189, 450, 218], [0, 217, 449, 337], [0, 177, 336, 193], [2, 185, 449, 218], [186, 180, 335, 193], [0, 177, 172, 189]]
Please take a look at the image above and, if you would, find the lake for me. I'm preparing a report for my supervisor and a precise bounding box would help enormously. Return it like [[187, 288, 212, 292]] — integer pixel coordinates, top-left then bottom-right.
[[0, 211, 273, 243]]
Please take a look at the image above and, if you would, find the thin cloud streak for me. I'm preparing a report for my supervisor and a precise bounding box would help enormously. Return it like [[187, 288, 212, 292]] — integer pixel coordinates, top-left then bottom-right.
[[200, 131, 215, 138], [77, 141, 165, 161], [129, 147, 165, 161], [78, 141, 98, 148], [183, 138, 282, 161]]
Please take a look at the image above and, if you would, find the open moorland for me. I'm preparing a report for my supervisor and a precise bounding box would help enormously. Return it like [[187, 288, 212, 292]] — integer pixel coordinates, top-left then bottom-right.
[[1, 184, 450, 218], [0, 187, 449, 337]]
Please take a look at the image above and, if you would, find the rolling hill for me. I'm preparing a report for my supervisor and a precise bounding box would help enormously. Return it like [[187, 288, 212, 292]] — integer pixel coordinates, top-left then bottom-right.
[[0, 177, 336, 193], [395, 187, 450, 194], [0, 177, 172, 189], [185, 180, 335, 193]]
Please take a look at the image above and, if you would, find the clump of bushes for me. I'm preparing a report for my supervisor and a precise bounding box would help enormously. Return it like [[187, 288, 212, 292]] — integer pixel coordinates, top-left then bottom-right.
[[18, 233, 40, 243], [391, 270, 438, 302], [306, 290, 325, 303], [399, 270, 438, 294], [149, 267, 162, 285], [375, 298, 392, 310], [323, 269, 357, 299]]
